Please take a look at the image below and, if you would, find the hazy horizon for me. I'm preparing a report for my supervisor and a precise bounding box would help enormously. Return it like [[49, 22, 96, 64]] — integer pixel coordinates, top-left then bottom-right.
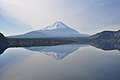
[[0, 0, 120, 36]]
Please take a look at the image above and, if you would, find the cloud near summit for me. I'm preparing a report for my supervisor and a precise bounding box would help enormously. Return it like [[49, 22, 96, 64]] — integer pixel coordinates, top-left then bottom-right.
[[0, 0, 120, 35]]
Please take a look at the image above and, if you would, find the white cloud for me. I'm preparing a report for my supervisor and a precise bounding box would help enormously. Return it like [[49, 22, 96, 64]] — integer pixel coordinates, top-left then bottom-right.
[[0, 0, 119, 34], [0, 0, 70, 28], [0, 0, 98, 29]]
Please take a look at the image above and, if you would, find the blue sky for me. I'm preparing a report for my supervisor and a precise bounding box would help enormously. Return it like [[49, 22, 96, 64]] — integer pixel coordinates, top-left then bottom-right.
[[0, 0, 120, 36], [0, 12, 32, 36]]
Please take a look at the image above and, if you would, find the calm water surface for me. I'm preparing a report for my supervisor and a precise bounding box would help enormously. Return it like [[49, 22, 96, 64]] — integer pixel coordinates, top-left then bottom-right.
[[0, 44, 120, 80]]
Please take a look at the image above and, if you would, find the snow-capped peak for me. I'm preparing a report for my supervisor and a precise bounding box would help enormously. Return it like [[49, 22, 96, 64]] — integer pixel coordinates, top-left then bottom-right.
[[9, 21, 88, 38], [42, 21, 69, 30], [37, 21, 87, 37]]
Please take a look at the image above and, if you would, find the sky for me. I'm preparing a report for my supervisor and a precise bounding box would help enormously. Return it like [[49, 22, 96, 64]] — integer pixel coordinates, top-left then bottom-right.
[[0, 0, 120, 36]]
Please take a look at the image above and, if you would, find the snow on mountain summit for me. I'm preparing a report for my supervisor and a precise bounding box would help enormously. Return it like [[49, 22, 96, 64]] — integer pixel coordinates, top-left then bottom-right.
[[41, 21, 70, 30], [37, 21, 83, 37]]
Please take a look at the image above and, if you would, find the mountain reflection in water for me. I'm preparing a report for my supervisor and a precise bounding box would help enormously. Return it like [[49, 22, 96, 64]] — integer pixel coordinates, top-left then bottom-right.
[[26, 44, 86, 60], [0, 40, 120, 60]]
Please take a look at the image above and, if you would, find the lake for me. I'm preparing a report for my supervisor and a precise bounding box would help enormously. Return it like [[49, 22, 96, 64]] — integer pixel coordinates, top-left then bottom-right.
[[0, 44, 120, 80]]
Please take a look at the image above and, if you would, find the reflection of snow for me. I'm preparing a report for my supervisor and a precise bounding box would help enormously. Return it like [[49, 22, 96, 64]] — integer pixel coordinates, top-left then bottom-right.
[[26, 44, 87, 60]]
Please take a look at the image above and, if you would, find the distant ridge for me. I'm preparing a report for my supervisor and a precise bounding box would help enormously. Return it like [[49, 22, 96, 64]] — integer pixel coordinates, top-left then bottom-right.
[[89, 30, 120, 39], [8, 21, 88, 38]]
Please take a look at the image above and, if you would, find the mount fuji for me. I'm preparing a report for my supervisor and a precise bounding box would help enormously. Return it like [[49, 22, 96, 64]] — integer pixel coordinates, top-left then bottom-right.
[[9, 21, 88, 38]]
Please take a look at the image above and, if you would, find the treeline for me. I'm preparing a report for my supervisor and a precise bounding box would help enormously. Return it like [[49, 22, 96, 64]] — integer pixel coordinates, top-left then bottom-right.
[[7, 38, 74, 47]]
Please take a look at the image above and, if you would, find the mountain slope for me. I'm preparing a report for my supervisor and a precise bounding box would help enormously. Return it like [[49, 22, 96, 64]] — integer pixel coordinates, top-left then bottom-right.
[[9, 21, 88, 38], [89, 30, 120, 39], [38, 21, 87, 37], [0, 33, 8, 54], [9, 31, 46, 38]]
